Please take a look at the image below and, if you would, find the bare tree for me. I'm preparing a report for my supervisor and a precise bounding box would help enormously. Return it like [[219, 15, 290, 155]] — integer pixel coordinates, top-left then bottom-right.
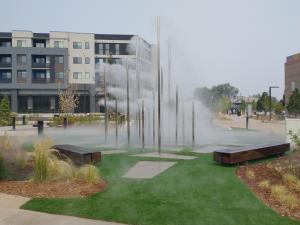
[[59, 84, 79, 114]]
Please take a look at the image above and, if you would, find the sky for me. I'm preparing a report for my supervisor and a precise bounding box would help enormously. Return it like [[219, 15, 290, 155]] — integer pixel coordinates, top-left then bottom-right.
[[1, 0, 300, 99]]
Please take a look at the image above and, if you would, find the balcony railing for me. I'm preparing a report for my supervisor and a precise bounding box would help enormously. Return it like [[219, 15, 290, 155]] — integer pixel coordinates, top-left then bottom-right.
[[32, 78, 52, 84], [0, 78, 12, 83], [0, 62, 12, 68], [32, 62, 51, 68]]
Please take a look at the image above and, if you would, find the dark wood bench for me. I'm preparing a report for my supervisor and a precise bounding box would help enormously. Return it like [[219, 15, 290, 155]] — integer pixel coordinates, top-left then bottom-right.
[[53, 144, 101, 166], [213, 142, 290, 165]]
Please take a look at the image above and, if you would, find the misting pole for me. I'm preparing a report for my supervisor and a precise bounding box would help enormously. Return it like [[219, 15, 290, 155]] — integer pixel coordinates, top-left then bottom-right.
[[115, 97, 118, 146], [192, 101, 195, 147], [104, 65, 108, 143], [175, 85, 178, 146], [153, 90, 155, 151], [126, 58, 130, 146], [182, 101, 185, 145], [157, 16, 161, 153], [142, 100, 145, 151]]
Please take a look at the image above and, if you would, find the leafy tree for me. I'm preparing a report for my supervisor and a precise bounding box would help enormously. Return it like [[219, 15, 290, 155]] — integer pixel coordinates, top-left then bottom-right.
[[210, 83, 239, 99], [240, 99, 246, 114], [0, 96, 11, 126], [193, 87, 213, 107], [287, 88, 300, 117], [274, 102, 284, 116], [251, 100, 257, 112], [215, 95, 232, 114], [256, 92, 269, 115]]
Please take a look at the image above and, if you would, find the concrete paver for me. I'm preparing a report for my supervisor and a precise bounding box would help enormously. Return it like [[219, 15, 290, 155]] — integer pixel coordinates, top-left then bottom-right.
[[132, 152, 197, 160], [123, 161, 177, 179]]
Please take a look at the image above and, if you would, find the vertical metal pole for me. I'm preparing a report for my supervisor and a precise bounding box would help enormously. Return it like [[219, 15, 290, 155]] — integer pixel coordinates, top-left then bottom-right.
[[182, 102, 185, 145], [126, 59, 130, 146], [138, 102, 141, 142], [269, 87, 272, 121], [157, 16, 161, 153], [142, 100, 145, 151], [136, 37, 141, 99], [115, 98, 118, 146], [153, 90, 155, 151], [104, 66, 108, 143], [192, 101, 195, 147], [175, 86, 178, 146], [168, 39, 171, 105]]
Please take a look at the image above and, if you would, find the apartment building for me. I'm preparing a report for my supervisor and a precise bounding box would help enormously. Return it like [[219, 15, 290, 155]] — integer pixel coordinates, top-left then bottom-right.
[[0, 30, 152, 113], [284, 53, 300, 105]]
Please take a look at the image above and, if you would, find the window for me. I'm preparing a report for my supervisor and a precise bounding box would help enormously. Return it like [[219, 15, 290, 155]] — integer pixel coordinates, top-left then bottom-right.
[[0, 71, 12, 80], [99, 44, 104, 55], [85, 72, 90, 79], [35, 43, 45, 48], [291, 82, 296, 91], [73, 72, 82, 79], [85, 42, 90, 49], [17, 55, 27, 65], [105, 44, 109, 54], [17, 70, 27, 83], [1, 56, 11, 63], [55, 56, 64, 64], [73, 57, 82, 64], [55, 72, 64, 80], [73, 42, 82, 49], [17, 40, 26, 47], [54, 41, 64, 48], [85, 57, 90, 64], [115, 44, 120, 55]]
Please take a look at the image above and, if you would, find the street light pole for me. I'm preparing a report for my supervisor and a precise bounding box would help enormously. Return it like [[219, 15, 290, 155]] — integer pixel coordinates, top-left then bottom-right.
[[269, 86, 279, 121]]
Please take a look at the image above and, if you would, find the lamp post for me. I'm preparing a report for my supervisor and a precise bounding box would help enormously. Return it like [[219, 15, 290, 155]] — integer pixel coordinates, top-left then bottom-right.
[[269, 86, 279, 121]]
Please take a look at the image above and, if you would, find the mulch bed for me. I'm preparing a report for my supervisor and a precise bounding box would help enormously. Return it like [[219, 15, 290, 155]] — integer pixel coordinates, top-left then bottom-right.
[[237, 151, 300, 221], [0, 179, 107, 198]]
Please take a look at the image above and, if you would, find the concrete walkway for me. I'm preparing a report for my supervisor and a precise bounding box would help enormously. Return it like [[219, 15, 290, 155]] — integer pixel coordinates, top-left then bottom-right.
[[0, 193, 125, 225], [132, 152, 197, 160]]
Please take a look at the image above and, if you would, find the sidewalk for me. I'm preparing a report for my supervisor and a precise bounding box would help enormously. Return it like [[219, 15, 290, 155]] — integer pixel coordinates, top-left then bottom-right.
[[0, 193, 125, 225]]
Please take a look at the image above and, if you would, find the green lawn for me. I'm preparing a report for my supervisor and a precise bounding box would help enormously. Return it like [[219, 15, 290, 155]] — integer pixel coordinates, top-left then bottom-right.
[[22, 153, 300, 225]]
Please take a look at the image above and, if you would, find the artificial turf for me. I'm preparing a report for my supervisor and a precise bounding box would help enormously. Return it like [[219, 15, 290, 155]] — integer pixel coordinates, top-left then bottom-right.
[[22, 153, 300, 225]]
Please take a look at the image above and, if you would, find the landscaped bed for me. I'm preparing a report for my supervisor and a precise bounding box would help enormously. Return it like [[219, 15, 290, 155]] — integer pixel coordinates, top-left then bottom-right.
[[0, 179, 106, 198], [22, 153, 300, 225], [237, 151, 300, 220]]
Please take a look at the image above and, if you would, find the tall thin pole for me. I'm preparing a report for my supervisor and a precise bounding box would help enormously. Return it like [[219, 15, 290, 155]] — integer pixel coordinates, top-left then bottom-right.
[[142, 100, 145, 151], [269, 87, 272, 121], [175, 85, 178, 146], [192, 101, 195, 147], [138, 102, 141, 142], [157, 16, 161, 153], [182, 102, 185, 145], [115, 98, 118, 146], [104, 66, 108, 143], [168, 39, 171, 105], [126, 59, 130, 146], [153, 90, 156, 151], [136, 36, 141, 98]]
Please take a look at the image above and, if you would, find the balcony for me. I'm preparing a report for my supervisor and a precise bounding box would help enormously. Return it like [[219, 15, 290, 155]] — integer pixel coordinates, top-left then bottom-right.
[[32, 78, 52, 84], [0, 78, 12, 83], [0, 62, 12, 68], [32, 62, 51, 69]]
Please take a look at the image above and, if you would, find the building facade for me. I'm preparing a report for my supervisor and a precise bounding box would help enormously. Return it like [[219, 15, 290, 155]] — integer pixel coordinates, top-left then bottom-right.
[[284, 53, 300, 105], [0, 30, 152, 113]]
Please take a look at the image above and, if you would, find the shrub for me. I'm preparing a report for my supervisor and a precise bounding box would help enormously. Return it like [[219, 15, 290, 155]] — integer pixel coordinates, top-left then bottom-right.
[[0, 96, 11, 126], [32, 138, 57, 182], [280, 193, 298, 209], [245, 169, 255, 179], [77, 164, 100, 184], [271, 185, 287, 199], [0, 133, 13, 152], [0, 155, 7, 180], [49, 160, 75, 181], [258, 180, 270, 189], [283, 174, 298, 185]]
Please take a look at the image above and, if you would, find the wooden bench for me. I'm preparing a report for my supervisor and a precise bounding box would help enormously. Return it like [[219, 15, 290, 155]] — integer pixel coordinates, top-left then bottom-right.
[[213, 142, 290, 165], [53, 144, 101, 166]]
